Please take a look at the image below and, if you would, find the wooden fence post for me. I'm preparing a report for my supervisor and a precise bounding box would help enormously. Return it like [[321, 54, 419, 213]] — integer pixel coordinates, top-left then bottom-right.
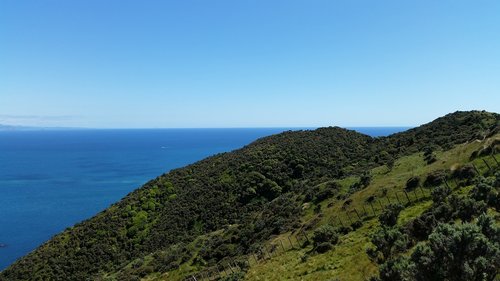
[[419, 186, 426, 197], [301, 229, 310, 243], [444, 179, 451, 189], [491, 155, 499, 166], [287, 235, 294, 248], [268, 245, 274, 257], [395, 192, 401, 204], [403, 190, 411, 203], [262, 247, 271, 259], [377, 200, 384, 211], [280, 239, 286, 252], [227, 262, 235, 274], [482, 159, 492, 171], [345, 212, 353, 224], [362, 204, 368, 216], [294, 234, 300, 244], [338, 216, 344, 227], [369, 201, 377, 215], [412, 188, 418, 200], [215, 264, 222, 278], [472, 163, 480, 174], [353, 208, 361, 221]]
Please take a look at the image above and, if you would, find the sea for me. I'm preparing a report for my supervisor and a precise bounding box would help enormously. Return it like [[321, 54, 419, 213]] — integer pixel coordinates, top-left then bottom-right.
[[0, 127, 408, 270]]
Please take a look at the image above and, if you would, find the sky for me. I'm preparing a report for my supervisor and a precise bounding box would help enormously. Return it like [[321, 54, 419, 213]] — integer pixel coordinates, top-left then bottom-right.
[[1, 0, 499, 128]]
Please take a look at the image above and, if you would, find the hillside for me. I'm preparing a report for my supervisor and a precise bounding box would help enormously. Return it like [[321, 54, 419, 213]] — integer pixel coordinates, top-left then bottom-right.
[[1, 110, 499, 281]]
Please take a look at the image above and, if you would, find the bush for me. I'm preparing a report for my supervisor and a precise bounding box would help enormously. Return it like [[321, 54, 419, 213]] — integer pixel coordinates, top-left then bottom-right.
[[351, 220, 363, 230], [360, 172, 372, 187], [377, 217, 500, 281], [410, 222, 500, 281], [448, 194, 487, 222], [452, 164, 476, 180], [424, 153, 437, 164], [430, 185, 451, 204], [370, 226, 410, 262], [424, 170, 448, 187], [312, 224, 339, 252], [378, 204, 404, 227], [403, 211, 437, 241], [313, 182, 339, 203], [422, 146, 437, 164], [315, 242, 333, 253], [405, 176, 420, 190], [470, 180, 499, 209], [220, 271, 245, 281], [377, 256, 414, 281]]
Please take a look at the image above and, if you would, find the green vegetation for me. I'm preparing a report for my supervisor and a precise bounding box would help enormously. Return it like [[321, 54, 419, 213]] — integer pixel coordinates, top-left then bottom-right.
[[1, 110, 499, 281], [373, 174, 500, 281]]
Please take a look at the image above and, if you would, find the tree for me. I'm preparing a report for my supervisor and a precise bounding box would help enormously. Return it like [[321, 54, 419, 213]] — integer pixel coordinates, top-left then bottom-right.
[[430, 185, 451, 205], [360, 172, 372, 187], [312, 224, 339, 253], [410, 222, 500, 281], [370, 227, 409, 262], [379, 204, 404, 227], [405, 176, 420, 190], [377, 256, 414, 281], [470, 180, 499, 209]]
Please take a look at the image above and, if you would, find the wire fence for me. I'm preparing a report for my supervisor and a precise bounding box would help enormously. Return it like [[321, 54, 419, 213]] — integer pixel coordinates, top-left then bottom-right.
[[183, 154, 499, 281]]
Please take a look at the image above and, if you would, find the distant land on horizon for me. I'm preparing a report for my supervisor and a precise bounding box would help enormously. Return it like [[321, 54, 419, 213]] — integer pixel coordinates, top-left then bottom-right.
[[0, 124, 86, 131], [0, 123, 412, 133]]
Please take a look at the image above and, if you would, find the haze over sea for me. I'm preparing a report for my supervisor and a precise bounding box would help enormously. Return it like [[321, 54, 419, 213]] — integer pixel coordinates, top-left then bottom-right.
[[0, 127, 407, 269]]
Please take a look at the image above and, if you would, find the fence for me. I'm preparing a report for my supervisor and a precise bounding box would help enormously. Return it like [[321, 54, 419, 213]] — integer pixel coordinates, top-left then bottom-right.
[[183, 154, 500, 281]]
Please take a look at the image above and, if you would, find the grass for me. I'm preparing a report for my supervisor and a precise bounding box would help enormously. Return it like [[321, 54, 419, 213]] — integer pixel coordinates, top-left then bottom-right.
[[154, 134, 499, 281], [241, 135, 499, 281]]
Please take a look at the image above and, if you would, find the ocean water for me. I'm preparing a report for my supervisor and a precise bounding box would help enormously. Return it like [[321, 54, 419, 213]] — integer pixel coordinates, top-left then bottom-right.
[[0, 127, 408, 270], [348, 127, 411, 137]]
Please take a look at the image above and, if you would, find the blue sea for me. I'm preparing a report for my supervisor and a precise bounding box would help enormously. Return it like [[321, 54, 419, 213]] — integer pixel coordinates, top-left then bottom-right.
[[0, 127, 408, 270]]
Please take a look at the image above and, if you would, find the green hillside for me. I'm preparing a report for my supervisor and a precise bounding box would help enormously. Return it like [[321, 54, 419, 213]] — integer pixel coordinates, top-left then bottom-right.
[[1, 110, 499, 281]]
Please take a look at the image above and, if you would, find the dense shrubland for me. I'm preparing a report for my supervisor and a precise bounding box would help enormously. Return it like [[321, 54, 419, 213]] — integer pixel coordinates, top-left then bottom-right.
[[371, 173, 500, 281], [1, 110, 499, 280]]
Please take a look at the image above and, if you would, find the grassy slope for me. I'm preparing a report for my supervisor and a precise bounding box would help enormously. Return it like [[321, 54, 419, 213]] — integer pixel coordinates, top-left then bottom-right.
[[137, 133, 498, 281], [210, 135, 498, 281], [2, 111, 498, 281]]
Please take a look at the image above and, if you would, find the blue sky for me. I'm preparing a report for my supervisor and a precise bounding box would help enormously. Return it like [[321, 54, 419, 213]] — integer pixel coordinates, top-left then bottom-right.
[[1, 0, 499, 128]]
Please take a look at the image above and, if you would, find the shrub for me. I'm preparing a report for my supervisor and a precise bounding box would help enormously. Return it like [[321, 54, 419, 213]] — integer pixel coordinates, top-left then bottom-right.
[[405, 176, 420, 190], [403, 211, 437, 241], [377, 256, 414, 281], [424, 170, 448, 187], [360, 172, 372, 187], [470, 180, 499, 209], [410, 222, 500, 281], [370, 226, 410, 262], [351, 220, 363, 230], [378, 204, 404, 227], [313, 182, 339, 203], [315, 242, 333, 253], [451, 164, 476, 180], [424, 153, 437, 164], [312, 224, 339, 252], [448, 194, 487, 222], [430, 185, 451, 204]]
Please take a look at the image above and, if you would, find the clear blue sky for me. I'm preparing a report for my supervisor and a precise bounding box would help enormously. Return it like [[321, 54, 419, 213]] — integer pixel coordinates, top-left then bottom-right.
[[1, 0, 499, 128]]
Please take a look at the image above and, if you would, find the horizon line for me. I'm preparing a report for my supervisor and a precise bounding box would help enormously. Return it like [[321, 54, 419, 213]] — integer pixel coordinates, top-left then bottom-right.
[[0, 125, 415, 130]]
